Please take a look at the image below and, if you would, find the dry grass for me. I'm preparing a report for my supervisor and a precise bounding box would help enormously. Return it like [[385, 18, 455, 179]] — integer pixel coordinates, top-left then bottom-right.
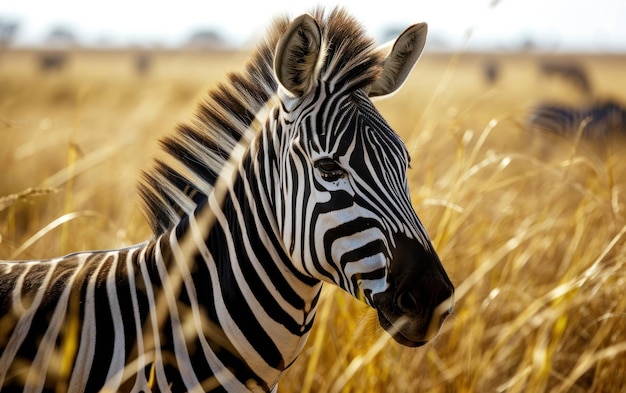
[[1, 48, 625, 392]]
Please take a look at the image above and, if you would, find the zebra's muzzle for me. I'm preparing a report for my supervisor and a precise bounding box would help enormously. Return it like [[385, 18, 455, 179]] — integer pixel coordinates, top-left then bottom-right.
[[374, 292, 455, 347], [372, 234, 454, 347]]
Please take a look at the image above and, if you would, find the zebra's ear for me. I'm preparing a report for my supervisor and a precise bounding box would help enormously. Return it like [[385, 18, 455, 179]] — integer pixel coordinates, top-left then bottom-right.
[[274, 14, 323, 97], [368, 22, 427, 98]]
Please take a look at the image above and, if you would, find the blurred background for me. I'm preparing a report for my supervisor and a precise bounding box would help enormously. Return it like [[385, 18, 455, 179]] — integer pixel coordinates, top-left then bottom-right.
[[1, 0, 625, 51], [1, 1, 625, 392]]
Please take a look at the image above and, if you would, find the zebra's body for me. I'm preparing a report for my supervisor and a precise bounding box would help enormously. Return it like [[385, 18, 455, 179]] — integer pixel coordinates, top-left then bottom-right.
[[0, 8, 454, 392], [528, 99, 626, 139]]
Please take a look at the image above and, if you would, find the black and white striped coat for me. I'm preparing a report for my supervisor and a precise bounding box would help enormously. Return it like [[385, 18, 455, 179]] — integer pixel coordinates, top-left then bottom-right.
[[528, 100, 626, 140], [0, 8, 454, 392]]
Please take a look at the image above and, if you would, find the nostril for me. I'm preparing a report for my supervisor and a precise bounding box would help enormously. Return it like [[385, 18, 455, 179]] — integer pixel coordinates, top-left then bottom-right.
[[436, 292, 455, 322], [396, 290, 418, 312]]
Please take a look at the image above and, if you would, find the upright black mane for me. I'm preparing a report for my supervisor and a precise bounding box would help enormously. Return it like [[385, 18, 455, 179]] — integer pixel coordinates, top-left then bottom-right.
[[139, 7, 383, 234]]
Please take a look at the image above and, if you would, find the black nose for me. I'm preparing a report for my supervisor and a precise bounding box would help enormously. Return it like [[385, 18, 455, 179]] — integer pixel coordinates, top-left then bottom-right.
[[394, 266, 454, 324], [390, 234, 455, 332]]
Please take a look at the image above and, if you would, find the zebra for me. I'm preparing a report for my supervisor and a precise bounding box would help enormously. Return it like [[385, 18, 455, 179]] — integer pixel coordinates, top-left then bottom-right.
[[38, 51, 68, 73], [527, 99, 626, 140], [538, 59, 592, 95], [483, 59, 499, 85], [539, 60, 593, 95], [0, 8, 455, 392], [135, 51, 152, 76]]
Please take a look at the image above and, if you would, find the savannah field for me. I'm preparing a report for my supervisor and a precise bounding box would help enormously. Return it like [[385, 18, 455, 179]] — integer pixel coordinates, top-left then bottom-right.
[[1, 46, 625, 392]]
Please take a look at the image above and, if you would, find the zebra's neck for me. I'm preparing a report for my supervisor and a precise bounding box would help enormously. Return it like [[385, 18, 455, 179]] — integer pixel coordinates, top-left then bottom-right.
[[139, 18, 289, 236], [149, 136, 322, 388]]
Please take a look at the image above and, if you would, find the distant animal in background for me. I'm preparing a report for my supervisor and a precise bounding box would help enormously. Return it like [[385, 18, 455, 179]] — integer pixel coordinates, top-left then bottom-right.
[[527, 99, 626, 140], [538, 60, 592, 95], [38, 51, 68, 72], [135, 52, 152, 75], [483, 59, 499, 85]]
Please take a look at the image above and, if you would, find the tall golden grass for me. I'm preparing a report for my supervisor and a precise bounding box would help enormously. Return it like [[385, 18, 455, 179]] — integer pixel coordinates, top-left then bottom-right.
[[1, 48, 625, 392]]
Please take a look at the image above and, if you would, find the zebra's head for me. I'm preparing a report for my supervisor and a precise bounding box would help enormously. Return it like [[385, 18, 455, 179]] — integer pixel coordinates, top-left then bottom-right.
[[269, 10, 454, 347]]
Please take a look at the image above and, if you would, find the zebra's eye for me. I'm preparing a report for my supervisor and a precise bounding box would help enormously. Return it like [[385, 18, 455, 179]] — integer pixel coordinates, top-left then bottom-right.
[[315, 158, 345, 182]]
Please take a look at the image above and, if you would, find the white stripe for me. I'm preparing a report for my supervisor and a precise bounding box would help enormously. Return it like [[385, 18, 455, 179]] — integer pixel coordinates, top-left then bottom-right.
[[126, 247, 151, 392], [68, 260, 105, 392], [139, 242, 170, 392], [103, 252, 126, 391]]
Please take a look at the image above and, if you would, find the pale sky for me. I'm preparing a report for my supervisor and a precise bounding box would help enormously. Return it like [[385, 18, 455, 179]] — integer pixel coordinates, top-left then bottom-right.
[[1, 0, 625, 51]]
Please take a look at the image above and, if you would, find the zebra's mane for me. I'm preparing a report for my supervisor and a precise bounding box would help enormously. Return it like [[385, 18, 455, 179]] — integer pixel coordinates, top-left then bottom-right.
[[139, 7, 384, 234]]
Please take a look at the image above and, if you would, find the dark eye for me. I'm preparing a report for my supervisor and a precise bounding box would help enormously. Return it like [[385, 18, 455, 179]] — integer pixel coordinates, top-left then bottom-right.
[[315, 158, 345, 182]]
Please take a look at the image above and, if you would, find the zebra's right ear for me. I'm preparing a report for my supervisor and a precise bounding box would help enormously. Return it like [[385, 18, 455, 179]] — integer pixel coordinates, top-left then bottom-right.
[[274, 14, 324, 97]]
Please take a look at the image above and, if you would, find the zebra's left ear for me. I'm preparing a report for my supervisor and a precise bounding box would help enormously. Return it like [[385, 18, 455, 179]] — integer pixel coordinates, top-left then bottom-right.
[[274, 14, 324, 97], [368, 22, 427, 98]]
